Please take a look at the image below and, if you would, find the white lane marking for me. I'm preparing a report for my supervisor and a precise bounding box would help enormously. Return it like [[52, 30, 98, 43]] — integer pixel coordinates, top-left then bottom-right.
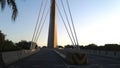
[[53, 50, 70, 68]]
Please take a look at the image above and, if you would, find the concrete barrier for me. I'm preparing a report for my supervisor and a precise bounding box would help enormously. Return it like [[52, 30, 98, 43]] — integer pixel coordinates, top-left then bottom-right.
[[106, 51, 114, 57], [2, 51, 20, 65], [100, 51, 106, 56], [2, 49, 40, 66], [81, 49, 120, 59], [54, 49, 87, 65], [116, 52, 120, 56]]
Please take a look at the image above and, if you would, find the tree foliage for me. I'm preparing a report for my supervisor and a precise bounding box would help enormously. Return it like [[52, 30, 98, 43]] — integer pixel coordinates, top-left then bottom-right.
[[80, 43, 120, 51], [64, 44, 74, 49], [0, 30, 5, 51], [16, 40, 31, 50], [2, 39, 19, 51], [0, 0, 18, 20], [0, 30, 19, 52], [57, 46, 64, 49], [16, 40, 38, 49], [42, 46, 47, 48]]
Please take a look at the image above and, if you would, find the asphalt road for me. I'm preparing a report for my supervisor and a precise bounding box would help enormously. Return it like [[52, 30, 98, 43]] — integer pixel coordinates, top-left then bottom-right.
[[87, 54, 120, 68], [8, 49, 68, 68], [70, 54, 120, 68], [8, 49, 120, 68]]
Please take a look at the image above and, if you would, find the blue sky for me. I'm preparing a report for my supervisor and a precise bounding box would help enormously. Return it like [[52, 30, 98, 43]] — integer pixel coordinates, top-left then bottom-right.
[[1, 0, 120, 46]]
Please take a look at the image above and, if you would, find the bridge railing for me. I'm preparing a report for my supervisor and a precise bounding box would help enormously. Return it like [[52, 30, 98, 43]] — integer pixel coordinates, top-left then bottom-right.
[[81, 49, 120, 59], [1, 48, 40, 66]]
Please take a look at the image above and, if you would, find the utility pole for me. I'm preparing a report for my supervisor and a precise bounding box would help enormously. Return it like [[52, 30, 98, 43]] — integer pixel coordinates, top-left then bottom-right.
[[47, 0, 57, 48]]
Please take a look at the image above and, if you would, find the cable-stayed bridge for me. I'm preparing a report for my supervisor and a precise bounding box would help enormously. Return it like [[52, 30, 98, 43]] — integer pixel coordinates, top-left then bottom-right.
[[1, 0, 120, 68], [30, 0, 79, 49]]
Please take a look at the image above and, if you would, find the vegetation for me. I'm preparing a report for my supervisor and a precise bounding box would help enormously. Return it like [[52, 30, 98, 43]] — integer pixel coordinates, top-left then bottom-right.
[[64, 44, 74, 49], [64, 43, 120, 51], [16, 40, 38, 50], [0, 30, 38, 52], [0, 31, 5, 51], [42, 46, 47, 48], [2, 40, 20, 51], [1, 30, 120, 52], [80, 44, 120, 51], [57, 46, 64, 49], [0, 30, 20, 52], [0, 0, 18, 20], [16, 40, 31, 50]]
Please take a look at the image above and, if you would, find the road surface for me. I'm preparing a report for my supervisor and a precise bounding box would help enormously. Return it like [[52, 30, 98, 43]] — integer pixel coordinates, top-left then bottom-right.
[[87, 54, 120, 68], [8, 49, 120, 68], [8, 49, 68, 68]]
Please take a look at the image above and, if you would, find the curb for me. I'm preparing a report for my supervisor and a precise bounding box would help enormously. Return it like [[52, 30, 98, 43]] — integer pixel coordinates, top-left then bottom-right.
[[54, 49, 88, 65]]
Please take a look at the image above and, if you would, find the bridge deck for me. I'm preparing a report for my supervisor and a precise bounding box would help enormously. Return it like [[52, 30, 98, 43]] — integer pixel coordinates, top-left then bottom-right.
[[8, 49, 120, 68], [8, 49, 67, 68]]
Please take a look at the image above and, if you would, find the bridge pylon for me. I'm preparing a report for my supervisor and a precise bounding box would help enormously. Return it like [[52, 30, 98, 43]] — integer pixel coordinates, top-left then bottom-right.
[[47, 0, 57, 48]]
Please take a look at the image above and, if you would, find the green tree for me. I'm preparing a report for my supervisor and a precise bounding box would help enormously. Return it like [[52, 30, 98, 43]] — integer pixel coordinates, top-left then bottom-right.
[[85, 44, 98, 50], [0, 30, 5, 51], [3, 39, 18, 51], [64, 44, 74, 49], [57, 46, 64, 49], [104, 44, 120, 51], [0, 0, 18, 20], [16, 40, 31, 49], [42, 46, 47, 48], [0, 30, 5, 67]]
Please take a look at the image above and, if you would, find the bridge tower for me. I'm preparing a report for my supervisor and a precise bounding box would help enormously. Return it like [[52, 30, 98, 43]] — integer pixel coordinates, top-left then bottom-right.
[[47, 0, 57, 48]]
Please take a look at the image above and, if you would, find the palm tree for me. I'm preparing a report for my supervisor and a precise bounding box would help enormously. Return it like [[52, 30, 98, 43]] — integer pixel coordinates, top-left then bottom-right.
[[0, 0, 18, 20], [0, 1, 18, 67]]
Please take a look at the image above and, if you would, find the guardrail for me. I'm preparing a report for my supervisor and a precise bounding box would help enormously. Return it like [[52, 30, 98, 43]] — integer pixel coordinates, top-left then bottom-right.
[[1, 49, 40, 66], [81, 49, 120, 59]]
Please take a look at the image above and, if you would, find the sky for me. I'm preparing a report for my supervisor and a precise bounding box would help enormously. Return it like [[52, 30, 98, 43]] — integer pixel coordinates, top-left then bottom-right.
[[1, 0, 120, 47]]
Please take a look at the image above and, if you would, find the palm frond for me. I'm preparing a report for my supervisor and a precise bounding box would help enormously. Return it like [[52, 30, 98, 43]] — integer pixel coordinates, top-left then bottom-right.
[[7, 0, 18, 20], [0, 0, 6, 10], [0, 0, 18, 21]]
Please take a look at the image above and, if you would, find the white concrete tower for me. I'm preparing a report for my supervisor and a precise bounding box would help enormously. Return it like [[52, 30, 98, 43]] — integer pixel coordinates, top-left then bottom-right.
[[47, 0, 57, 48]]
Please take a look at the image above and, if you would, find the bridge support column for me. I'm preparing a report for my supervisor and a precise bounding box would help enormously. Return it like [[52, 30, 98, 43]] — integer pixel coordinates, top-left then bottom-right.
[[47, 0, 57, 48]]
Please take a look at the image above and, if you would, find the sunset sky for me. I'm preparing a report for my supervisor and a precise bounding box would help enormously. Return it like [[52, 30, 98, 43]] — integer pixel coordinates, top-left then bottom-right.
[[1, 0, 120, 47]]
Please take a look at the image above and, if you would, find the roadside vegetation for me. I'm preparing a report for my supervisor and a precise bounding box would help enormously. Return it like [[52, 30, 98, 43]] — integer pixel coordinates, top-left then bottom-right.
[[0, 30, 38, 52], [1, 30, 120, 52], [63, 44, 120, 51]]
